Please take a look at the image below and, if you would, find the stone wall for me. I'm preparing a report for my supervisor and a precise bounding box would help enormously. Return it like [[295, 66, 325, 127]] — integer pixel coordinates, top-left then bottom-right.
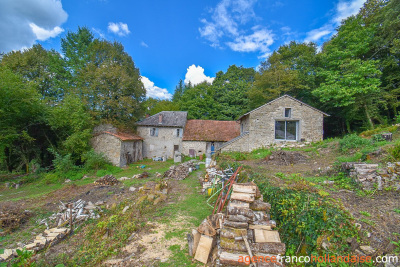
[[91, 133, 121, 166], [120, 140, 143, 167], [342, 162, 400, 191], [137, 126, 183, 159], [182, 141, 207, 156], [220, 133, 250, 152]]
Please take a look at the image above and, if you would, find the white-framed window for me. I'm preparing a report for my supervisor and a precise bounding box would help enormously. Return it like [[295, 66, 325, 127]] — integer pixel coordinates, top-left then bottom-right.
[[176, 128, 183, 137], [150, 127, 158, 137], [285, 108, 292, 118], [275, 120, 298, 140]]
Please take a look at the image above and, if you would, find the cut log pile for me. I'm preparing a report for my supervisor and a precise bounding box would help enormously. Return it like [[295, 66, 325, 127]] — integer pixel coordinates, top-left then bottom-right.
[[163, 161, 196, 180], [94, 175, 120, 186], [188, 182, 286, 266]]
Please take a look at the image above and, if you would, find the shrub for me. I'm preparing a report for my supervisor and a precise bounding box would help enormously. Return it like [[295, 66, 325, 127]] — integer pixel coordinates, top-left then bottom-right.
[[50, 151, 77, 173], [389, 142, 400, 160], [339, 134, 370, 152], [82, 149, 111, 171], [40, 172, 62, 185], [258, 183, 357, 257]]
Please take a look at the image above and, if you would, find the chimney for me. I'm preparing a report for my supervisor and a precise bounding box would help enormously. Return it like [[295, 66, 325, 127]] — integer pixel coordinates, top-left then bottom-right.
[[158, 114, 163, 124]]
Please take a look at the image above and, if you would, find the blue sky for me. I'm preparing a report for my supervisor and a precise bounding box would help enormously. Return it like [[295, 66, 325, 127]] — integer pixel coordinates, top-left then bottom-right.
[[0, 0, 366, 99]]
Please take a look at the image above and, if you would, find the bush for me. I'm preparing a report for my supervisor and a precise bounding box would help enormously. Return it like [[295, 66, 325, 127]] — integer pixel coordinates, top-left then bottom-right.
[[82, 149, 111, 171], [40, 172, 62, 185], [339, 134, 370, 152], [389, 142, 400, 160], [258, 183, 357, 257]]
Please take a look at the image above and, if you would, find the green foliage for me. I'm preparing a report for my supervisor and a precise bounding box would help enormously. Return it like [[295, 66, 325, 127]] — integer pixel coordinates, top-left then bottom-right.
[[339, 134, 370, 152], [258, 183, 357, 257], [82, 149, 111, 171], [250, 148, 273, 159], [12, 248, 36, 267], [49, 148, 76, 173], [360, 125, 398, 137], [360, 211, 371, 217], [96, 165, 122, 177], [389, 141, 400, 160]]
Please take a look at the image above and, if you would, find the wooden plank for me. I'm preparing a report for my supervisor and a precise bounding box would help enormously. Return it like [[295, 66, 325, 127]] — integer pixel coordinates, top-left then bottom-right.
[[254, 230, 281, 243], [231, 192, 255, 203], [232, 184, 257, 194], [194, 235, 214, 264], [188, 229, 201, 256]]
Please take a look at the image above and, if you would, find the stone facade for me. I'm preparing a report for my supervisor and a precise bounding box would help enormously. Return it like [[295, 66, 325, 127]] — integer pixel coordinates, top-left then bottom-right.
[[137, 126, 183, 159], [91, 132, 143, 167], [221, 95, 328, 152], [182, 141, 225, 156]]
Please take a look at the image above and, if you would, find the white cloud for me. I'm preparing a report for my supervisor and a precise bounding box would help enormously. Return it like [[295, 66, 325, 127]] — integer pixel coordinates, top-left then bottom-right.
[[227, 28, 274, 53], [184, 65, 215, 86], [305, 0, 366, 43], [140, 41, 149, 48], [199, 0, 258, 47], [141, 76, 172, 100], [29, 23, 64, 41], [0, 0, 67, 53], [107, 22, 130, 36]]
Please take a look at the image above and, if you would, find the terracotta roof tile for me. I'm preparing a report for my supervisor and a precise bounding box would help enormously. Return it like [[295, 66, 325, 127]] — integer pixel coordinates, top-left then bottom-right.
[[103, 131, 143, 141], [183, 120, 240, 142]]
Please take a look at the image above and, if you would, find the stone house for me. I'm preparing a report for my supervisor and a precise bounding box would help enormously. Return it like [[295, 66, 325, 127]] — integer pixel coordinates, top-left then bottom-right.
[[182, 120, 240, 157], [91, 131, 143, 167], [137, 111, 188, 159], [220, 95, 329, 152]]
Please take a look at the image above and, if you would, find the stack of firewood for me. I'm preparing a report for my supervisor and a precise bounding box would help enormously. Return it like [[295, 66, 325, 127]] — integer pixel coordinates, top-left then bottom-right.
[[94, 175, 119, 186], [163, 161, 196, 180], [188, 182, 286, 266]]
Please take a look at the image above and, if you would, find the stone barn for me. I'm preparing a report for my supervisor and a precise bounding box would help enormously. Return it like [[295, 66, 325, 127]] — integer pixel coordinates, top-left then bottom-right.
[[220, 95, 329, 152], [182, 120, 240, 157], [91, 131, 143, 167]]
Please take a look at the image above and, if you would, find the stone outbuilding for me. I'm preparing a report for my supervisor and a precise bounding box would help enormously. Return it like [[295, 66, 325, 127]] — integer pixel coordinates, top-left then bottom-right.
[[137, 111, 188, 159], [91, 131, 143, 167], [182, 120, 240, 157], [220, 94, 329, 152]]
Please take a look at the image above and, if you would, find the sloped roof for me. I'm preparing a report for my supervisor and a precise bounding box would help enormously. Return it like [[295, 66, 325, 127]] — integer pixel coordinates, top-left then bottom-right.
[[102, 131, 143, 141], [238, 94, 329, 120], [137, 111, 188, 127], [182, 120, 240, 142]]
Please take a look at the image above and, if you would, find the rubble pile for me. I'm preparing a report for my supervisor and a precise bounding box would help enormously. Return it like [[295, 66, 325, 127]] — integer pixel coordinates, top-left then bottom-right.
[[163, 161, 196, 180], [136, 181, 169, 206], [265, 151, 308, 166], [202, 166, 234, 193], [94, 175, 119, 186], [342, 162, 400, 190], [44, 199, 101, 228], [133, 171, 150, 179], [0, 228, 70, 262], [188, 182, 286, 266]]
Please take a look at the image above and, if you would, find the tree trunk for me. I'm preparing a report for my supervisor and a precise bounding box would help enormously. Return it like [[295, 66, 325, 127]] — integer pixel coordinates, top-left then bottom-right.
[[364, 104, 374, 129]]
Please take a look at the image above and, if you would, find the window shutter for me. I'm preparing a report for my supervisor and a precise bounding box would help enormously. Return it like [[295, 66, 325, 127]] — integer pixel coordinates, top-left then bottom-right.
[[155, 128, 159, 137]]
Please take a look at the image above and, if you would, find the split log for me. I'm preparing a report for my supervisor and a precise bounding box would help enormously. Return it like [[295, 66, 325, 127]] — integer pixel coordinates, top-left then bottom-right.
[[227, 215, 251, 223], [251, 242, 286, 255], [207, 213, 223, 230], [220, 227, 247, 239], [224, 220, 248, 229], [194, 235, 214, 264], [250, 200, 271, 211], [229, 200, 250, 209], [232, 184, 257, 194], [252, 211, 269, 222], [197, 219, 217, 237], [187, 229, 201, 257], [231, 192, 255, 203], [220, 251, 250, 266], [254, 230, 281, 243], [227, 206, 255, 220], [249, 220, 276, 229], [220, 237, 247, 252]]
